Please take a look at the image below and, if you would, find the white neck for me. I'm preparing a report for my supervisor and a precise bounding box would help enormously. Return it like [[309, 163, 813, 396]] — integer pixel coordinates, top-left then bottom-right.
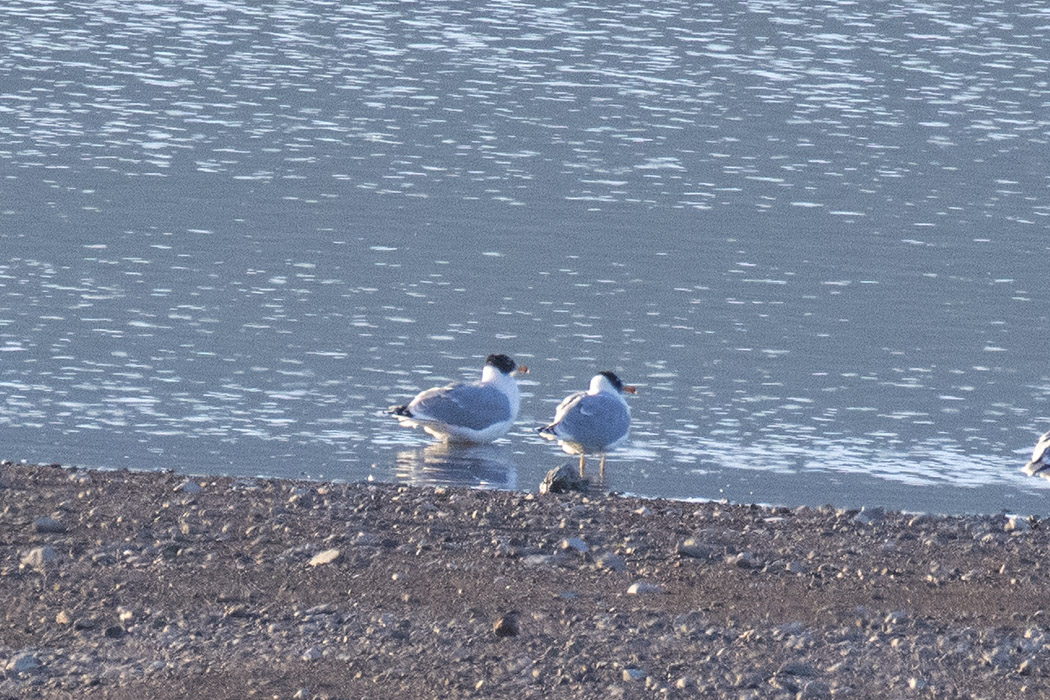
[[482, 365, 521, 416], [589, 375, 629, 410], [588, 374, 617, 395], [481, 365, 506, 384]]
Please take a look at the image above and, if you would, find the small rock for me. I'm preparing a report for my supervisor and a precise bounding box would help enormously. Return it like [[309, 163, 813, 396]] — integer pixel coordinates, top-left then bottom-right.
[[55, 610, 73, 626], [560, 537, 590, 554], [983, 644, 1011, 668], [672, 612, 708, 637], [733, 671, 764, 689], [622, 668, 647, 682], [770, 675, 800, 693], [908, 514, 934, 527], [20, 546, 58, 573], [5, 652, 41, 675], [177, 480, 202, 495], [74, 617, 97, 631], [884, 610, 909, 626], [301, 647, 323, 662], [293, 689, 310, 700], [627, 582, 664, 595], [307, 549, 342, 567], [777, 661, 816, 677], [33, 516, 66, 533], [853, 506, 885, 526], [104, 625, 124, 639], [522, 554, 557, 567], [595, 552, 626, 572], [493, 612, 520, 638], [799, 679, 832, 699], [678, 538, 718, 560], [539, 465, 589, 494], [726, 551, 760, 569], [1005, 514, 1029, 532], [352, 531, 384, 547]]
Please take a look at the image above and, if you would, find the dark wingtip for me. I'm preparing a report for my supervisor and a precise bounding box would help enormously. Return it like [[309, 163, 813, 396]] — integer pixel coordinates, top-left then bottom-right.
[[537, 424, 554, 435], [389, 405, 412, 417]]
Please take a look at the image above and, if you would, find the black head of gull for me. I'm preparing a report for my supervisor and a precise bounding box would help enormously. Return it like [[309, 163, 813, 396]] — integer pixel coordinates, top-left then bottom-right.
[[597, 370, 636, 395], [486, 354, 527, 375]]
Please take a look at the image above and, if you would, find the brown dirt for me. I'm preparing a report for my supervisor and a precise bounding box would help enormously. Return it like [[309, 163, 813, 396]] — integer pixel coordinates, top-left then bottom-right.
[[1, 462, 1048, 699]]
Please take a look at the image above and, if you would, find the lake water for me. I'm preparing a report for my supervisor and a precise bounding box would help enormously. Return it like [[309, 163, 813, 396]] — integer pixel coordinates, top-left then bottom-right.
[[2, 0, 1049, 515]]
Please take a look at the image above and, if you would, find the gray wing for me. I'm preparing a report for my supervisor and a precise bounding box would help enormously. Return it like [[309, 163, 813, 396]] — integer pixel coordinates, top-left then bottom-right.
[[551, 391, 587, 423], [409, 383, 512, 430], [553, 393, 630, 449]]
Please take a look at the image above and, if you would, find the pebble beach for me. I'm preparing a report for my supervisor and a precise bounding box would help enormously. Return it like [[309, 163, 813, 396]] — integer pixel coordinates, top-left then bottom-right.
[[2, 460, 1049, 699]]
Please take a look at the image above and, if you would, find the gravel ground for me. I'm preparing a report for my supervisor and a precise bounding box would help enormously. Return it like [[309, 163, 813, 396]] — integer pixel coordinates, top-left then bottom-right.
[[2, 461, 1049, 699]]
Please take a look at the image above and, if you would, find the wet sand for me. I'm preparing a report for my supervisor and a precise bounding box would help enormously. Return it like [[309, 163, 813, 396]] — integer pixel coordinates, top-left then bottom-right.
[[2, 461, 1048, 699]]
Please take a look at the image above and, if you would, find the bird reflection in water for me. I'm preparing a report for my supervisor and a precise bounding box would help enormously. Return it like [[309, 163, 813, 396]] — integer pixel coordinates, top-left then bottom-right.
[[394, 442, 517, 490]]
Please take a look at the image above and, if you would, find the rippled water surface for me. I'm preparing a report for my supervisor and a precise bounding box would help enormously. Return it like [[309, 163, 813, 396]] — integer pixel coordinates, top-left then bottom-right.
[[2, 0, 1049, 513]]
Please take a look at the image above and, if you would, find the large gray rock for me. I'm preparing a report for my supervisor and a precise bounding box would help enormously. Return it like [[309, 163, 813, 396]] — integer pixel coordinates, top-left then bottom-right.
[[539, 465, 588, 495]]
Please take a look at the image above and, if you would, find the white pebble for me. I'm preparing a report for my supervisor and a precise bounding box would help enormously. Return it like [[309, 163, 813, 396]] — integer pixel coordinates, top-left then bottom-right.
[[627, 582, 664, 595], [308, 549, 342, 567]]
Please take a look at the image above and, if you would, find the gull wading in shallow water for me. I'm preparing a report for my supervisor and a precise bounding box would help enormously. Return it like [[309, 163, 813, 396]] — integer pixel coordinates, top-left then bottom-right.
[[1022, 431, 1050, 478], [388, 354, 528, 444], [538, 371, 635, 477]]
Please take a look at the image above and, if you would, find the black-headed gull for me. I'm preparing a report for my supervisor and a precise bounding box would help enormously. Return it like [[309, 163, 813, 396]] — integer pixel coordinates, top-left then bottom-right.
[[389, 354, 528, 444], [538, 370, 635, 476], [1022, 430, 1050, 478]]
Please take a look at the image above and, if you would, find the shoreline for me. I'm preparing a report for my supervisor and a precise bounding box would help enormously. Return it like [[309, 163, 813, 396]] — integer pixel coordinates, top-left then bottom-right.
[[2, 461, 1049, 698]]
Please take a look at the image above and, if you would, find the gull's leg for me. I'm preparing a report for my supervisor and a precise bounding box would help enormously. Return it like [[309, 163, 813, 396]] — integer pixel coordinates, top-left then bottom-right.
[[578, 453, 586, 477], [599, 453, 607, 478]]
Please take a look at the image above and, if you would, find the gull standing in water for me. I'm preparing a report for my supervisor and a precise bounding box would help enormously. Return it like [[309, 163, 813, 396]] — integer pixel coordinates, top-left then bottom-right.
[[389, 354, 528, 444], [1022, 430, 1050, 478], [538, 371, 635, 476]]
